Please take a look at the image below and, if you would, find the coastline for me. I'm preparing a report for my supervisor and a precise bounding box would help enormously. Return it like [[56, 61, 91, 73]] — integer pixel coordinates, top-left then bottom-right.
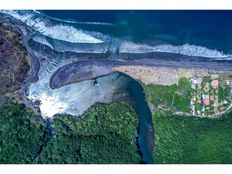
[[50, 56, 232, 89]]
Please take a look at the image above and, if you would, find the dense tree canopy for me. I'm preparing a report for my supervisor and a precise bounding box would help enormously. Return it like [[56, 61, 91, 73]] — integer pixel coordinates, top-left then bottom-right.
[[153, 111, 232, 164], [0, 103, 51, 164], [39, 102, 141, 164], [2, 101, 232, 164]]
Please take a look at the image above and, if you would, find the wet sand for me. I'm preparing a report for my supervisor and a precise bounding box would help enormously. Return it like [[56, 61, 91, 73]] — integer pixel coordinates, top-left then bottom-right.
[[50, 56, 232, 89]]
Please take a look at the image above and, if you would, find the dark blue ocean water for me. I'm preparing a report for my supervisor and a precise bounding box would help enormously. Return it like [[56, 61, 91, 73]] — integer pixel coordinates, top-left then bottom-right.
[[40, 10, 232, 54]]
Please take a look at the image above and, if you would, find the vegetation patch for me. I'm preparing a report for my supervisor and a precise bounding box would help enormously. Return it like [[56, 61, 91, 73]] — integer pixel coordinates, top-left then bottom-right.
[[0, 103, 51, 164], [145, 77, 192, 113], [153, 111, 232, 164], [39, 102, 141, 164], [0, 102, 140, 164], [0, 23, 29, 96]]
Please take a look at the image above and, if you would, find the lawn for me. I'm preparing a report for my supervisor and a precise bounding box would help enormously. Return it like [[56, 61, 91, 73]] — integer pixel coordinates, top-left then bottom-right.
[[144, 77, 192, 112]]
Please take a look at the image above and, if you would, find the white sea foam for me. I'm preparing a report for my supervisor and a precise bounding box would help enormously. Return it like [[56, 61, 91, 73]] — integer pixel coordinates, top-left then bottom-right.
[[33, 10, 114, 26], [32, 34, 110, 54], [2, 10, 103, 44], [3, 10, 231, 59], [32, 35, 54, 49], [119, 42, 230, 59], [3, 10, 232, 119]]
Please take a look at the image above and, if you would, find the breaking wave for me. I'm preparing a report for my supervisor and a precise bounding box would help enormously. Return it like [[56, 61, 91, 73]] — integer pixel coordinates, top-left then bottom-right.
[[1, 10, 104, 44], [2, 10, 232, 60], [33, 10, 114, 26], [119, 42, 231, 59]]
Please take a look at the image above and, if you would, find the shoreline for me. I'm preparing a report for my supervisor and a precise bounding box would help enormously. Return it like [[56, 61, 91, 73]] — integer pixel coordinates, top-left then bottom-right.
[[50, 57, 232, 89]]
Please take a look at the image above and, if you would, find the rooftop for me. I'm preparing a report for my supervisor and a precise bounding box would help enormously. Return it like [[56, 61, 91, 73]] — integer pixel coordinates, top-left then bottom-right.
[[211, 80, 219, 89]]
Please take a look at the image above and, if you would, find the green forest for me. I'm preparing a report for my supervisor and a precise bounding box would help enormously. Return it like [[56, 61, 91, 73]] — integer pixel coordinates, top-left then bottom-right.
[[0, 103, 51, 164], [39, 102, 140, 164], [0, 102, 140, 164], [1, 101, 232, 164], [153, 111, 232, 164]]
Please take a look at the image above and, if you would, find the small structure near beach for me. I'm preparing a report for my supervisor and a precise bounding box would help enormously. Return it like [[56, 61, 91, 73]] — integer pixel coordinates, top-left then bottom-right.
[[211, 80, 219, 89], [202, 94, 210, 106]]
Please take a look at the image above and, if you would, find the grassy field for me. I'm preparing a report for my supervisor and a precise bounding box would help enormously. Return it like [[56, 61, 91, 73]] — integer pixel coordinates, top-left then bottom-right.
[[144, 77, 192, 112]]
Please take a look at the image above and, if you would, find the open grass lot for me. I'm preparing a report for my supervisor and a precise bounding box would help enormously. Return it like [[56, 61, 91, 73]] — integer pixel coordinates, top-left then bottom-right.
[[153, 111, 232, 164], [145, 77, 192, 113]]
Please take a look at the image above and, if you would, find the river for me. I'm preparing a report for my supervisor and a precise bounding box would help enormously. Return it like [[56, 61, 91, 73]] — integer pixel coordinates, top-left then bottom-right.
[[121, 73, 154, 163]]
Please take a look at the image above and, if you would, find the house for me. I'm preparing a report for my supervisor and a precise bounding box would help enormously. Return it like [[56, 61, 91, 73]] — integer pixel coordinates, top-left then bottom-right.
[[211, 74, 219, 80], [202, 94, 210, 106], [190, 78, 197, 89], [229, 81, 232, 87], [211, 80, 219, 89], [202, 106, 205, 112]]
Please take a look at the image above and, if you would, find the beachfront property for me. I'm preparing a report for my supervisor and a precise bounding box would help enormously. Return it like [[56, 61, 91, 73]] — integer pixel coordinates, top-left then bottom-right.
[[190, 78, 197, 89], [188, 73, 232, 117], [212, 80, 219, 89], [145, 69, 232, 118], [202, 94, 210, 106]]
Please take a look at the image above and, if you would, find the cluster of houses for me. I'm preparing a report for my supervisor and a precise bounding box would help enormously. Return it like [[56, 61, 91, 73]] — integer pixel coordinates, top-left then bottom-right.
[[189, 74, 232, 117], [202, 79, 218, 106]]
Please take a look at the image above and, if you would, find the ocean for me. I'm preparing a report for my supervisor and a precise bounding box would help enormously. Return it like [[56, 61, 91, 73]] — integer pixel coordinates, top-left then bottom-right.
[[39, 10, 232, 54]]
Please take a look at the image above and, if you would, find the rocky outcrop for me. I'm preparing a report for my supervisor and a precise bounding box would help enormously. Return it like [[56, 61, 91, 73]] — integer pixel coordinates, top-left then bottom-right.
[[0, 23, 29, 98]]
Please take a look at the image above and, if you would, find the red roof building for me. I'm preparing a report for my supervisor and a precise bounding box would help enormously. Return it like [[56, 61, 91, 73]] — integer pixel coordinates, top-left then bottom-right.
[[204, 95, 210, 106], [211, 80, 219, 89]]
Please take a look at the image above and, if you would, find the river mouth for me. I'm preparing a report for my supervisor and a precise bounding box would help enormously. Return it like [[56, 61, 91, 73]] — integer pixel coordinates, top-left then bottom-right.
[[30, 69, 155, 163], [0, 11, 155, 163], [121, 73, 154, 163]]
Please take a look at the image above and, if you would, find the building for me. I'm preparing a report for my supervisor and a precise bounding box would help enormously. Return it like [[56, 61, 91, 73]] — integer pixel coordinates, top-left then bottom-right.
[[202, 94, 210, 106], [229, 80, 232, 87], [211, 80, 219, 89], [190, 78, 197, 89], [211, 74, 219, 80]]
